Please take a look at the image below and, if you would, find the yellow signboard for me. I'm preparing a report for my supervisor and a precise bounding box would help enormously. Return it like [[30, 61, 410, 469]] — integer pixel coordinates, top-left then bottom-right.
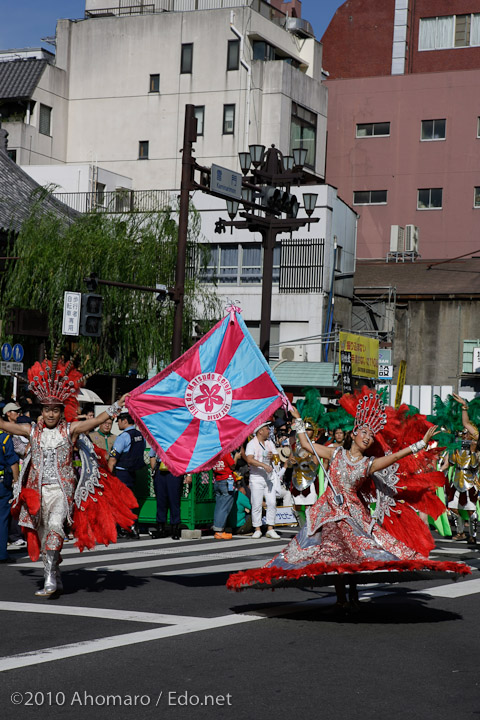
[[339, 332, 379, 379], [394, 360, 407, 409]]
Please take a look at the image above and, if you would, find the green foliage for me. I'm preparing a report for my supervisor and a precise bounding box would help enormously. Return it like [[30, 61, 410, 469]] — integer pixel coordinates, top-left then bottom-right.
[[0, 205, 221, 376]]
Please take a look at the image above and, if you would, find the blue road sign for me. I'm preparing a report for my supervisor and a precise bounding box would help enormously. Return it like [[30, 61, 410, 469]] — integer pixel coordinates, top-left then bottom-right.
[[1, 343, 12, 362], [12, 344, 24, 362]]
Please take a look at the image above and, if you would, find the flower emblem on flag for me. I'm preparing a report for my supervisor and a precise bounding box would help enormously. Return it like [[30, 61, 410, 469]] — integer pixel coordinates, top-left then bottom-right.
[[185, 373, 233, 421], [126, 311, 287, 475]]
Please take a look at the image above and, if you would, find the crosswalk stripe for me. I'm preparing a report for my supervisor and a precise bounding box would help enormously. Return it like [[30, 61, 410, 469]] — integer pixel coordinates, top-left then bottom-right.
[[0, 602, 199, 625], [421, 577, 480, 598], [14, 537, 288, 568], [90, 545, 283, 572], [153, 559, 272, 576]]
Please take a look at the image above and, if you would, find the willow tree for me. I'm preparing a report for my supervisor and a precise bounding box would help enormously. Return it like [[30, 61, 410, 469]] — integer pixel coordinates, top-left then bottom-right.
[[0, 204, 220, 376]]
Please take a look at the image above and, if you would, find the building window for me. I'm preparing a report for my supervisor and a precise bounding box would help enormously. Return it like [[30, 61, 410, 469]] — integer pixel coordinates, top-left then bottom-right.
[[353, 190, 387, 205], [421, 119, 446, 141], [138, 141, 149, 159], [477, 117, 480, 138], [417, 188, 443, 209], [291, 102, 317, 169], [227, 39, 240, 71], [223, 104, 235, 135], [7, 149, 16, 163], [181, 43, 193, 74], [219, 245, 238, 283], [356, 122, 390, 138], [419, 14, 480, 50], [241, 245, 262, 283], [39, 104, 52, 136], [194, 106, 205, 136], [474, 187, 480, 207], [199, 243, 280, 285], [149, 74, 160, 92]]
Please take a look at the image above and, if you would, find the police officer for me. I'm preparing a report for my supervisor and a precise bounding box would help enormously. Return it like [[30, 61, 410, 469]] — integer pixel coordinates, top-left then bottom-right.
[[0, 430, 19, 563], [108, 411, 146, 539]]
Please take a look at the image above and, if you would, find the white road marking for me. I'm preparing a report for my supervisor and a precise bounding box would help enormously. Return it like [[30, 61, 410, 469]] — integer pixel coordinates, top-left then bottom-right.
[[421, 577, 480, 598], [153, 559, 273, 576], [431, 547, 474, 556], [92, 545, 283, 572], [0, 602, 199, 625], [14, 537, 287, 568], [0, 613, 263, 672]]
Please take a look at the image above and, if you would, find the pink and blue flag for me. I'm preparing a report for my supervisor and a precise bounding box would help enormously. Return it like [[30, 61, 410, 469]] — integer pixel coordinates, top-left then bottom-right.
[[126, 309, 287, 475]]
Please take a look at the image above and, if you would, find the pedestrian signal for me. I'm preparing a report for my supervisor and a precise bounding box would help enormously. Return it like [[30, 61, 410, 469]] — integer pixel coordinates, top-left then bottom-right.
[[80, 294, 103, 337]]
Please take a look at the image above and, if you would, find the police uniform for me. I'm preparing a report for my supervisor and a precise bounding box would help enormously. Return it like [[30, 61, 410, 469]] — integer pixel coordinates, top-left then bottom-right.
[[0, 432, 19, 561], [149, 449, 184, 533], [110, 423, 146, 490]]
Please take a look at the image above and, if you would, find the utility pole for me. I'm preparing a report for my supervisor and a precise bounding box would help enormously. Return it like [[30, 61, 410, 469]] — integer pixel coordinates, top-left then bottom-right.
[[172, 104, 197, 360]]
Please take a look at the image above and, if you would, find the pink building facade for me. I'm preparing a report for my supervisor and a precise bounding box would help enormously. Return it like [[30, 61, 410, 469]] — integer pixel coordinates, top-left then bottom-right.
[[323, 0, 480, 259]]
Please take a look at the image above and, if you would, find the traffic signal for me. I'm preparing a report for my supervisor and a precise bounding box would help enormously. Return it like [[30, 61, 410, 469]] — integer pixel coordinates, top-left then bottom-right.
[[80, 294, 103, 337], [258, 186, 299, 218]]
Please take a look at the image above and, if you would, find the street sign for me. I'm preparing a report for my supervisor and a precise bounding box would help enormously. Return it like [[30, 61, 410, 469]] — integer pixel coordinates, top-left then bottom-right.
[[210, 164, 242, 201], [12, 343, 24, 362], [340, 350, 353, 393], [0, 361, 23, 376], [62, 291, 82, 336], [378, 364, 393, 379], [378, 348, 392, 365], [1, 343, 12, 362]]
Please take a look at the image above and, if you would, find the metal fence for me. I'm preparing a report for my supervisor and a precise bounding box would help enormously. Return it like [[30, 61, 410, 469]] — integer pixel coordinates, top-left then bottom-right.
[[52, 189, 175, 214], [86, 0, 286, 19], [279, 237, 324, 293]]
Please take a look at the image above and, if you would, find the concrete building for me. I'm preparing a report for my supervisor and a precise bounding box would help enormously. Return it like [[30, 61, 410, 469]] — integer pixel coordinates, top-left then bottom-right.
[[0, 0, 359, 385], [322, 0, 480, 260]]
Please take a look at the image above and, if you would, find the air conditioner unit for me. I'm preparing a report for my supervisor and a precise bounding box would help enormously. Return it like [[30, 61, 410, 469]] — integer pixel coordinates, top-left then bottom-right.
[[390, 225, 405, 252], [405, 224, 419, 252], [280, 345, 305, 362]]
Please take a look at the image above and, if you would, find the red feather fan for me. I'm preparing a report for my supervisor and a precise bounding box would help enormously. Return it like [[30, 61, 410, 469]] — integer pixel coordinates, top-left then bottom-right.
[[72, 445, 138, 552]]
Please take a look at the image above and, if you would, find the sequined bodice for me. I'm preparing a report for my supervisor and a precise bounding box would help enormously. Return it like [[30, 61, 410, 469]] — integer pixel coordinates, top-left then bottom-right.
[[330, 447, 369, 493]]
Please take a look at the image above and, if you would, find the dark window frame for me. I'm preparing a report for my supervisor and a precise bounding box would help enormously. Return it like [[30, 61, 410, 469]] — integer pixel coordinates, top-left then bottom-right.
[[417, 187, 443, 209], [138, 140, 149, 160], [353, 190, 388, 205], [290, 101, 317, 169], [223, 104, 235, 135], [181, 43, 193, 74], [39, 103, 52, 136], [356, 122, 390, 138], [421, 119, 446, 141], [149, 74, 160, 93], [227, 39, 240, 71]]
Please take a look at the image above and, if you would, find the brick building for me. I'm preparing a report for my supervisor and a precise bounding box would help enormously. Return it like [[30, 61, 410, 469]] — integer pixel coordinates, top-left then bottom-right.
[[322, 0, 480, 260]]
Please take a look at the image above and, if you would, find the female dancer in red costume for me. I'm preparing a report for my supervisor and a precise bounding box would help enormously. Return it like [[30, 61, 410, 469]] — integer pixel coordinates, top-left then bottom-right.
[[227, 389, 470, 607], [0, 351, 137, 597]]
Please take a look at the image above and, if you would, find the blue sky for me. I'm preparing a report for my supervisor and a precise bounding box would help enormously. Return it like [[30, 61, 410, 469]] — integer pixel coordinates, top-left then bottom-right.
[[1, 0, 344, 50]]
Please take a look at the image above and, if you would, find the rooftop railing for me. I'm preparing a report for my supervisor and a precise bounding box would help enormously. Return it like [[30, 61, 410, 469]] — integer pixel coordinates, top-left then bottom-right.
[[53, 189, 176, 214], [85, 0, 287, 22]]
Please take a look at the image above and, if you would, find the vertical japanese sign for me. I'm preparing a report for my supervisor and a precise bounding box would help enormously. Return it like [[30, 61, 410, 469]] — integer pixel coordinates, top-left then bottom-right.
[[394, 360, 407, 409], [62, 291, 81, 336], [340, 350, 353, 393]]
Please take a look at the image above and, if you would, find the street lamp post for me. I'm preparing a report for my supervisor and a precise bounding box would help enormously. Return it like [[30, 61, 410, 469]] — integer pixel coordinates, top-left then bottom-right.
[[177, 105, 321, 362], [214, 144, 320, 359]]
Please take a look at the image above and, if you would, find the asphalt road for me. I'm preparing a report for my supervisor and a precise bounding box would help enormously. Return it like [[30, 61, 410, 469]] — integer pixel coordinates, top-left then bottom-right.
[[0, 530, 479, 720]]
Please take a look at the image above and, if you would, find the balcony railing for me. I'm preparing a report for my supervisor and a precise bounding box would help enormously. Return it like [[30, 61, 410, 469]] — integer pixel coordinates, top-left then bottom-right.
[[52, 189, 176, 214], [85, 0, 287, 21]]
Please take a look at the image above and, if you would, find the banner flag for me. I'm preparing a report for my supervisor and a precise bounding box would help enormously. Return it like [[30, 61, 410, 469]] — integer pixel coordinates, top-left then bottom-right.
[[126, 309, 287, 475]]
